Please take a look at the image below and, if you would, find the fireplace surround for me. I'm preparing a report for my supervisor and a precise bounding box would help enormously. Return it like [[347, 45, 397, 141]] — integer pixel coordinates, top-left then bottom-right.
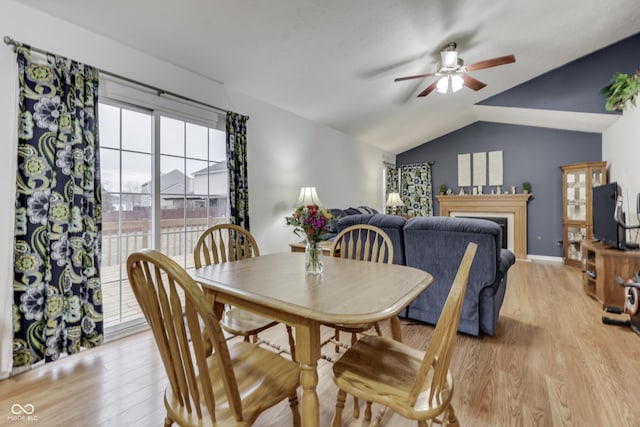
[[436, 194, 531, 259]]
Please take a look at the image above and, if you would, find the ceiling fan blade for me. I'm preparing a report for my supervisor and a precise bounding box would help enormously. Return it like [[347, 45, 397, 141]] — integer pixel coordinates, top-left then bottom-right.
[[417, 81, 438, 97], [465, 54, 516, 72], [394, 72, 435, 82], [462, 74, 487, 91]]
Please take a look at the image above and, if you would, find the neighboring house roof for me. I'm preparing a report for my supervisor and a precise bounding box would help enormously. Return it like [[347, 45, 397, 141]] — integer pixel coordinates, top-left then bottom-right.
[[141, 169, 191, 194], [192, 161, 227, 176]]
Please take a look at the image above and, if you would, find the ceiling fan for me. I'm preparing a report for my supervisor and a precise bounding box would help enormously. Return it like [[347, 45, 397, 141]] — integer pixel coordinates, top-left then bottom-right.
[[394, 42, 515, 97]]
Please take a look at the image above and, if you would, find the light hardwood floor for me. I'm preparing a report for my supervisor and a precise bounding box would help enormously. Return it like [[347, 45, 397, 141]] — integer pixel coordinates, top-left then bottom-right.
[[2, 260, 640, 426]]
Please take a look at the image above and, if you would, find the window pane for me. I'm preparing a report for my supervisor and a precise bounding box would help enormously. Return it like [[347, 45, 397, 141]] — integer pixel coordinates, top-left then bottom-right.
[[102, 280, 122, 327], [186, 123, 208, 160], [119, 279, 144, 324], [161, 116, 185, 157], [209, 161, 228, 196], [122, 152, 152, 194], [100, 148, 120, 193], [210, 196, 229, 220], [188, 159, 209, 196], [160, 155, 186, 196], [122, 109, 152, 153], [101, 198, 120, 270], [160, 231, 186, 266], [209, 128, 226, 162], [99, 104, 120, 149]]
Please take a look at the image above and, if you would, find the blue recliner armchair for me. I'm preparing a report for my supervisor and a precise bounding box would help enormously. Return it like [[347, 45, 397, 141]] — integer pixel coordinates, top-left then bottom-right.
[[403, 216, 515, 336], [337, 214, 515, 336]]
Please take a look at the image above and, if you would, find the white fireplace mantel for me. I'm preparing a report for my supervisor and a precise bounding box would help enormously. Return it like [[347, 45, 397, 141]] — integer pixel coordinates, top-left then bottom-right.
[[436, 194, 532, 259]]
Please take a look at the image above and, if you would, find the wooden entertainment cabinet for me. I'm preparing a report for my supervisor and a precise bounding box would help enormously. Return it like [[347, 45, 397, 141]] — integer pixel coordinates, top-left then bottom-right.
[[581, 240, 640, 309]]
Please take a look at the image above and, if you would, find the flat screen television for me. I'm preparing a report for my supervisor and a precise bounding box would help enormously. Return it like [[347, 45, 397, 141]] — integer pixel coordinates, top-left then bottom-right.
[[592, 182, 625, 249]]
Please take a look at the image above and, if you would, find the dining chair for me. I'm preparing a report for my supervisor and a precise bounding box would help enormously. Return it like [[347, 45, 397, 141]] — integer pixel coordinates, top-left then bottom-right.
[[194, 223, 296, 361], [331, 242, 478, 427], [326, 224, 395, 352], [127, 249, 301, 427], [324, 224, 394, 418]]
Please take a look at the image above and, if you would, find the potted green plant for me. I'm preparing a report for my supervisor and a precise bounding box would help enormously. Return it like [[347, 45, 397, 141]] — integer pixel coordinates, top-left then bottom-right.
[[601, 68, 640, 111], [522, 181, 531, 194], [439, 184, 447, 195]]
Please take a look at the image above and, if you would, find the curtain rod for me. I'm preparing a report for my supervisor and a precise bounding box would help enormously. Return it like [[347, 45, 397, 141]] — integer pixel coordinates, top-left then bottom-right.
[[3, 35, 230, 115]]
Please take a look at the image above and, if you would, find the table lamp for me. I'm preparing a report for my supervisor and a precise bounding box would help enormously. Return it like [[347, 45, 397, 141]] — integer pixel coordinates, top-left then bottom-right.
[[296, 186, 323, 207], [385, 192, 404, 215]]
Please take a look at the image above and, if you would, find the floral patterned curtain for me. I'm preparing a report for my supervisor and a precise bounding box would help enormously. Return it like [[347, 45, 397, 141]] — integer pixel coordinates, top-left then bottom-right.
[[226, 112, 250, 230], [12, 47, 103, 369], [384, 162, 400, 214], [400, 163, 433, 217]]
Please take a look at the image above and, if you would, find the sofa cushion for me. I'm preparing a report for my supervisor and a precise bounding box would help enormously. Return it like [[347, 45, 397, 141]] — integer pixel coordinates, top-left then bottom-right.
[[344, 208, 362, 215], [327, 208, 348, 233], [337, 213, 375, 231]]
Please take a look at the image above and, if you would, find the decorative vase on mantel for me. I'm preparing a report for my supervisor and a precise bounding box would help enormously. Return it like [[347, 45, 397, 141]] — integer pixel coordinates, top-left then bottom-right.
[[305, 240, 324, 274]]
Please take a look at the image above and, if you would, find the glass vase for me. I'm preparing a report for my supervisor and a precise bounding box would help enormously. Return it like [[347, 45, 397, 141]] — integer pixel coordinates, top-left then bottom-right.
[[305, 240, 324, 274]]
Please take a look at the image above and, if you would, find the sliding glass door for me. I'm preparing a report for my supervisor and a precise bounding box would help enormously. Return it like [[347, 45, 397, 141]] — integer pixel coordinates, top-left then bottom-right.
[[99, 101, 226, 332]]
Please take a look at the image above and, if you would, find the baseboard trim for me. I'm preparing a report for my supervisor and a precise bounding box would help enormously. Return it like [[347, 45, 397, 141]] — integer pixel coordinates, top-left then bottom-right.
[[526, 254, 564, 263]]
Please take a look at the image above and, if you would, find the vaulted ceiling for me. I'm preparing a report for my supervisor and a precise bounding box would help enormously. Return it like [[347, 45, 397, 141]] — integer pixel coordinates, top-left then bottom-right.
[[20, 0, 640, 153]]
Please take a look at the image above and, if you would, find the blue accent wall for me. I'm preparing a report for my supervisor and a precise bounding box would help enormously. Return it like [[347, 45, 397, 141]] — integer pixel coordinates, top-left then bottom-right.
[[395, 33, 640, 257], [479, 32, 640, 114], [397, 122, 601, 257]]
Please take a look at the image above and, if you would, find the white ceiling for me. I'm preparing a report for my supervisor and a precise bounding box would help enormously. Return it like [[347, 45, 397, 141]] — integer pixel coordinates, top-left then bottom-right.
[[19, 0, 640, 154]]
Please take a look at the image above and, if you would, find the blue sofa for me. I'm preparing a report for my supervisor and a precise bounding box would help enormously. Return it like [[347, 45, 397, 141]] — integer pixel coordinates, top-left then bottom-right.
[[337, 214, 516, 336]]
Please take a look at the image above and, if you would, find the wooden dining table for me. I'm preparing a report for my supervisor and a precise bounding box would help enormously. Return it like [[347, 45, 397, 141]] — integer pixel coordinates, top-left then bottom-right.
[[191, 251, 432, 427]]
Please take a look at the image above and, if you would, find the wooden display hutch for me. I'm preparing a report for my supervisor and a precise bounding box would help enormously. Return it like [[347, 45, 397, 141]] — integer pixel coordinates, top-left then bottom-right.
[[561, 161, 607, 266], [581, 240, 640, 309]]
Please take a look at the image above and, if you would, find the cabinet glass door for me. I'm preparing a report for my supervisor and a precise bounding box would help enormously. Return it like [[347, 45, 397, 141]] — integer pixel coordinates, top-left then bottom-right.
[[566, 171, 586, 221], [592, 169, 604, 187], [567, 225, 586, 261]]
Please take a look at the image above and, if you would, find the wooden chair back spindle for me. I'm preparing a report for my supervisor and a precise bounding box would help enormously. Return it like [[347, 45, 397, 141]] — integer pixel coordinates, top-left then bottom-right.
[[194, 224, 260, 269], [331, 224, 394, 264]]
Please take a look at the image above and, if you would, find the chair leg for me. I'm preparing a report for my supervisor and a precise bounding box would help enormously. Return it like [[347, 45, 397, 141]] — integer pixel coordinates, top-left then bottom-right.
[[288, 392, 301, 427], [444, 405, 459, 427], [334, 329, 341, 353], [374, 321, 382, 336], [350, 332, 360, 419], [417, 421, 427, 427], [365, 401, 372, 421], [332, 389, 347, 427], [286, 325, 296, 362], [372, 406, 387, 426]]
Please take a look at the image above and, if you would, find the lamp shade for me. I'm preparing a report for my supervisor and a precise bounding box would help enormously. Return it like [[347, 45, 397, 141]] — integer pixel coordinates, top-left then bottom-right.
[[385, 192, 403, 207], [436, 76, 449, 94], [296, 187, 323, 207]]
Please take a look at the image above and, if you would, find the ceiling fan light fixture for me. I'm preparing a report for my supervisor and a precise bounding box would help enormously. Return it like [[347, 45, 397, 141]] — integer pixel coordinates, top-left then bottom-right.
[[451, 74, 464, 92], [436, 76, 449, 94], [440, 51, 458, 69]]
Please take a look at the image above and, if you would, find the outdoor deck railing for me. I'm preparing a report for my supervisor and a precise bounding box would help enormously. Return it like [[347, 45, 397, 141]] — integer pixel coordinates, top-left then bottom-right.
[[102, 217, 227, 266]]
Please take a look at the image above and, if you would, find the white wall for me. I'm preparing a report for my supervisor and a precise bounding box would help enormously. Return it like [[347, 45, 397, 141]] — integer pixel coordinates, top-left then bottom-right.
[[0, 0, 392, 376], [1, 1, 391, 250], [603, 104, 640, 240]]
